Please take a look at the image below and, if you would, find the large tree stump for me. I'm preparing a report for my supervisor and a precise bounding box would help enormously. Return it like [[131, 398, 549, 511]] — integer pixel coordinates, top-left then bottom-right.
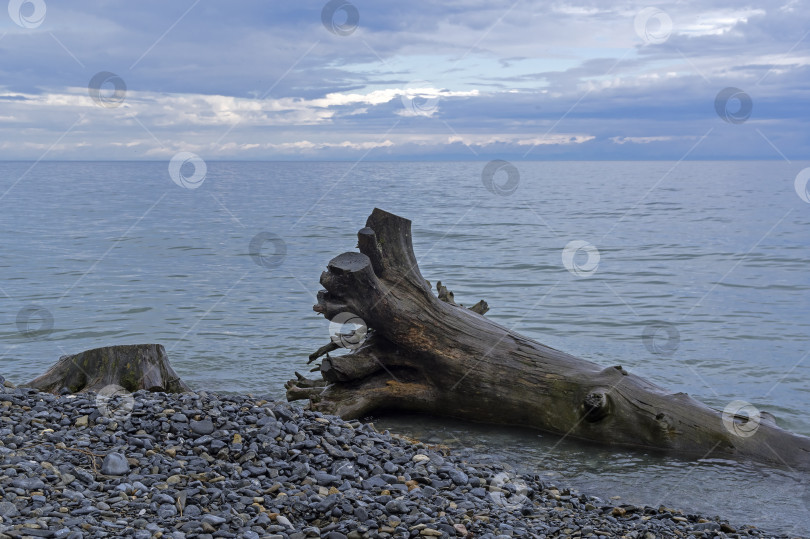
[[287, 208, 810, 470], [25, 344, 190, 394]]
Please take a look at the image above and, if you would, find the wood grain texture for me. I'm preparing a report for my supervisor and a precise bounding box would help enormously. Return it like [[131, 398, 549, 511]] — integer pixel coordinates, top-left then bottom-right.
[[288, 208, 810, 470]]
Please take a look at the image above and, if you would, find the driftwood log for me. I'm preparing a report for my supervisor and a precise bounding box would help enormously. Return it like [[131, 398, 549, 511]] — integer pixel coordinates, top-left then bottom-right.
[[287, 208, 810, 470], [25, 344, 190, 394]]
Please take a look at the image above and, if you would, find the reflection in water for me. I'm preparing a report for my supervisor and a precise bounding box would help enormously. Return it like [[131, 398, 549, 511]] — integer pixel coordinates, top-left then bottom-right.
[[373, 413, 810, 537]]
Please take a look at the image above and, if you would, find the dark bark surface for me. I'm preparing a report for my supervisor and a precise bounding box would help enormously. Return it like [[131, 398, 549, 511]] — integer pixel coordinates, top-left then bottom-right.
[[287, 208, 810, 470], [25, 344, 190, 394]]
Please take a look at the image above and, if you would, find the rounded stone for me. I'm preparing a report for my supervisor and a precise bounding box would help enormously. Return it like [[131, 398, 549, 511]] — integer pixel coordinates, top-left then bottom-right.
[[0, 501, 19, 517], [158, 503, 178, 519], [100, 452, 130, 475], [190, 418, 215, 435]]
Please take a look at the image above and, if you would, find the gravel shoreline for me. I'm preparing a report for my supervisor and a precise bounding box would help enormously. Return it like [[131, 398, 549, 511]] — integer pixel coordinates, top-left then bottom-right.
[[0, 382, 796, 539]]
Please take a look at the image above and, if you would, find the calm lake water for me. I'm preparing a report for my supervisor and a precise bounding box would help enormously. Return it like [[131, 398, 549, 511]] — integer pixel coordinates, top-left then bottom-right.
[[1, 161, 809, 534]]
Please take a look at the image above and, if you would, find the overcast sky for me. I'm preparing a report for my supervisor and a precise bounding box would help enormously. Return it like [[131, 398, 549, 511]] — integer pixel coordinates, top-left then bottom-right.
[[1, 0, 808, 160]]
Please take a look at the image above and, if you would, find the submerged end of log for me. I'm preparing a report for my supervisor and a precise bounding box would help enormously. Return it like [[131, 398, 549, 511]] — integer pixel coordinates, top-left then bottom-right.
[[24, 344, 191, 394]]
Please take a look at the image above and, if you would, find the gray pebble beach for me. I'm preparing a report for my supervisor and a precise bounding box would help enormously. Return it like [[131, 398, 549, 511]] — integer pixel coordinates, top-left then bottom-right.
[[0, 379, 793, 538]]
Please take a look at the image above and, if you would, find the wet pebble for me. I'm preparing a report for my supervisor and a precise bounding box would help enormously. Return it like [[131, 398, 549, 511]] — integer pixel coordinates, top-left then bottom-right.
[[0, 386, 776, 539]]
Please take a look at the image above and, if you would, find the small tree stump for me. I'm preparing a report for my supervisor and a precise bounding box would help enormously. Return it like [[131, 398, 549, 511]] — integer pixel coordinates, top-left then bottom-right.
[[25, 344, 190, 394]]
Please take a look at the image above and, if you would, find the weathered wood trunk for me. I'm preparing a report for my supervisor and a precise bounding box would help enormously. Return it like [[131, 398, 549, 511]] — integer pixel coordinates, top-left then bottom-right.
[[25, 344, 190, 394], [287, 208, 810, 470]]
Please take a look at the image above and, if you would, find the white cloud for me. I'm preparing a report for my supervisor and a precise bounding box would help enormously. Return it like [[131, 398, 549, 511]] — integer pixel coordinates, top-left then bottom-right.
[[551, 5, 606, 16], [780, 0, 801, 13], [0, 85, 480, 129], [265, 140, 395, 151], [610, 135, 698, 145], [447, 134, 594, 146], [678, 9, 766, 37]]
